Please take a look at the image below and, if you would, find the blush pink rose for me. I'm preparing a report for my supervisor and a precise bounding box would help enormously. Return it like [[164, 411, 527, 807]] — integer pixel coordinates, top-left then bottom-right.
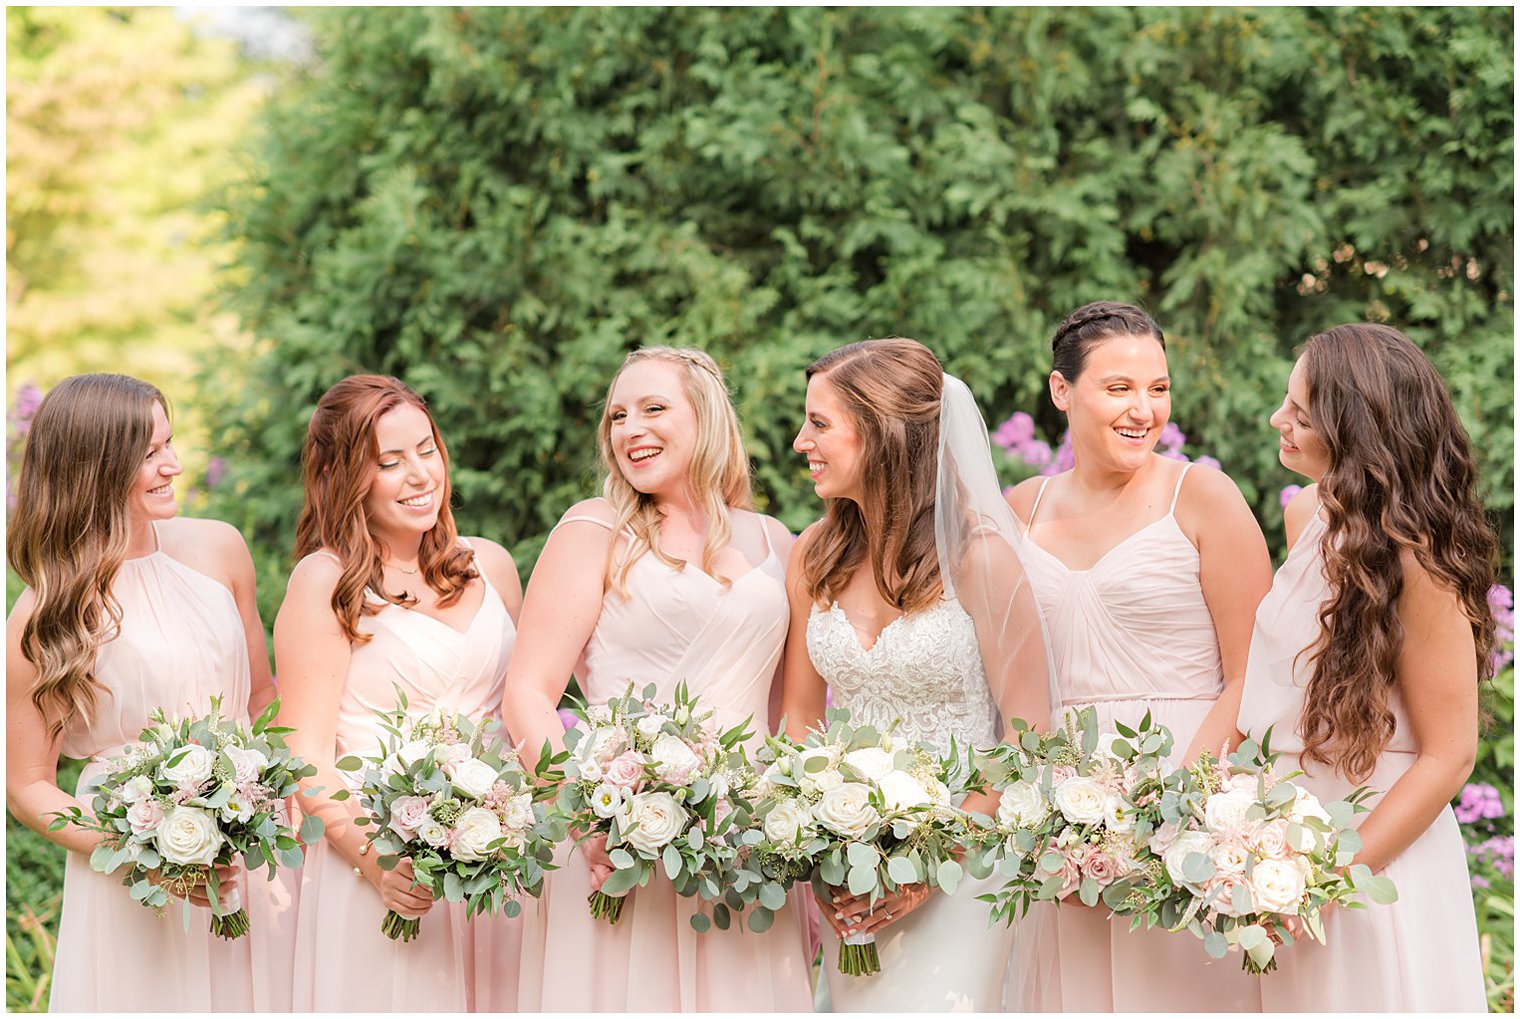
[[436, 743, 473, 772], [387, 795, 433, 839], [1253, 818, 1292, 860], [127, 798, 165, 835], [1082, 850, 1121, 888], [604, 751, 648, 790]]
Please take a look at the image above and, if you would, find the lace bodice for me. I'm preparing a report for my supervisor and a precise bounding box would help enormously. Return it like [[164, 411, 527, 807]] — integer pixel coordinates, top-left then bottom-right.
[[806, 595, 998, 753]]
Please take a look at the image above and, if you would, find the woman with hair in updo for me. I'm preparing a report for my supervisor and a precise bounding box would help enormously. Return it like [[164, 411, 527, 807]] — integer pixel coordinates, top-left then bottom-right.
[[276, 374, 523, 1011], [503, 347, 813, 1011], [5, 373, 287, 1011], [1002, 302, 1272, 1011], [783, 337, 1054, 1011], [1215, 323, 1492, 1010]]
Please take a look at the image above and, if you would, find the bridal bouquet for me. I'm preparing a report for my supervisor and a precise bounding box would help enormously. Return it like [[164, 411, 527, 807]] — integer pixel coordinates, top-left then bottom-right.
[[49, 697, 318, 938], [743, 709, 981, 977], [551, 683, 755, 926], [336, 694, 557, 942], [970, 707, 1174, 925], [1126, 730, 1396, 973]]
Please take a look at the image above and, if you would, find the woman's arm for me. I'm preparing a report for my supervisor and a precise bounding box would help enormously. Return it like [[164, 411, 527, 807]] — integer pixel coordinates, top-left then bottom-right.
[[778, 524, 827, 741], [468, 537, 524, 625], [763, 517, 798, 732], [1349, 549, 1479, 873], [1179, 468, 1274, 762], [223, 524, 277, 719]]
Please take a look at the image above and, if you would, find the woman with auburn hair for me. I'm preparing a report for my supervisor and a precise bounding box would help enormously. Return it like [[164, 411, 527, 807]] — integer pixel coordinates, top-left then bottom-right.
[[1225, 323, 1493, 1010], [5, 373, 286, 1011], [276, 374, 523, 1011], [504, 347, 812, 1011], [1002, 302, 1271, 1011], [782, 337, 1055, 1011]]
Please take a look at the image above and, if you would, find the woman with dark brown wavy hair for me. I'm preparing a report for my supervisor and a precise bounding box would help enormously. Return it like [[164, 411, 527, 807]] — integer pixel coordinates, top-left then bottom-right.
[[5, 373, 281, 1010], [1232, 323, 1493, 1011], [274, 374, 524, 1011]]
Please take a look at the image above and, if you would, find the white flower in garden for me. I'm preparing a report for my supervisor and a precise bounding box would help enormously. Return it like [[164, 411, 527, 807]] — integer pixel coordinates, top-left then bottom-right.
[[121, 775, 155, 804], [449, 759, 499, 800], [878, 770, 930, 811], [1162, 830, 1215, 884], [1248, 858, 1308, 913], [155, 806, 223, 866], [763, 798, 813, 844], [623, 791, 687, 853], [813, 783, 880, 838], [159, 744, 215, 788], [416, 818, 451, 848], [1203, 789, 1257, 835], [997, 780, 1050, 828], [591, 783, 626, 819], [636, 714, 669, 738], [224, 745, 270, 786], [650, 733, 702, 785], [673, 705, 692, 727], [842, 747, 894, 783], [1051, 776, 1107, 825], [451, 807, 503, 862]]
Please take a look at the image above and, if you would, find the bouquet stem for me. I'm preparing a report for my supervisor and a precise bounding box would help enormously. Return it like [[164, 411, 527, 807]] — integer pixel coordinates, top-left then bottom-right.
[[1242, 954, 1278, 975], [209, 908, 249, 940], [381, 909, 421, 942], [838, 933, 880, 976], [588, 890, 625, 925]]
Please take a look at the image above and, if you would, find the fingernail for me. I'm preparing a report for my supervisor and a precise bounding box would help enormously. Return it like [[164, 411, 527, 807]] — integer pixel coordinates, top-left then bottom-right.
[[834, 911, 843, 919]]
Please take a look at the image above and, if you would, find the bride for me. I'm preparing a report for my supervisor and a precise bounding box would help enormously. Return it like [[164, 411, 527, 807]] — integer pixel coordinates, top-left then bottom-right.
[[780, 338, 1055, 1011]]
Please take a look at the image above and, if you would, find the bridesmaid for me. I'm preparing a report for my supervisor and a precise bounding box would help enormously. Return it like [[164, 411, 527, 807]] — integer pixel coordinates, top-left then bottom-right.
[[5, 374, 287, 1011], [1221, 323, 1492, 1009], [1002, 302, 1272, 1011], [502, 347, 814, 1011], [277, 375, 523, 1012]]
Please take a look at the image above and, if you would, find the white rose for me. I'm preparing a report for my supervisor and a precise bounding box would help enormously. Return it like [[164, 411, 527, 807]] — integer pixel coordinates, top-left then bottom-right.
[[1163, 831, 1216, 885], [1051, 776, 1107, 825], [878, 770, 930, 811], [926, 777, 952, 806], [578, 756, 604, 783], [650, 734, 702, 784], [224, 745, 270, 786], [436, 742, 473, 772], [1204, 789, 1257, 835], [1248, 857, 1308, 913], [385, 739, 432, 775], [416, 818, 450, 848], [591, 783, 626, 819], [155, 806, 222, 866], [763, 798, 812, 844], [624, 791, 687, 853], [798, 747, 838, 773], [1103, 795, 1137, 834], [588, 726, 626, 765], [1288, 785, 1331, 825], [636, 714, 669, 738], [997, 780, 1050, 828], [449, 759, 499, 800], [159, 744, 215, 788], [842, 747, 894, 783], [1092, 731, 1126, 761], [812, 769, 844, 793], [813, 783, 880, 838], [502, 793, 536, 832], [1229, 773, 1261, 795], [451, 807, 503, 862], [1210, 840, 1250, 876], [120, 775, 155, 804], [757, 762, 786, 795]]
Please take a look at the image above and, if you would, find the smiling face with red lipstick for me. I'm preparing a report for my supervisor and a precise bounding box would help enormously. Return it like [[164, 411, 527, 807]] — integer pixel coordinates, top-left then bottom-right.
[[604, 358, 701, 499]]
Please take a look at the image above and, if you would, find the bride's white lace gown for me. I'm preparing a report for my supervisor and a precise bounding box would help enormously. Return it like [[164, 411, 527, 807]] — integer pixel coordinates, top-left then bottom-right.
[[808, 594, 1014, 1012]]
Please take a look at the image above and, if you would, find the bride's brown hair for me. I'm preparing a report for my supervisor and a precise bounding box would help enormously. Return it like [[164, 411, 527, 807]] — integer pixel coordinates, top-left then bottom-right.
[[294, 375, 476, 644], [801, 338, 946, 614], [1298, 323, 1498, 780]]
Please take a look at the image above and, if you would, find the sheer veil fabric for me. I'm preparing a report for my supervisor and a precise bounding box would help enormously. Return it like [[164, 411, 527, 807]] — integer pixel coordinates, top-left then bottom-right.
[[934, 373, 1059, 738]]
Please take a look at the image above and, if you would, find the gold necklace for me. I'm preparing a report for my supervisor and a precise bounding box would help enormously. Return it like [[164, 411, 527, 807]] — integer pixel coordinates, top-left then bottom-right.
[[384, 560, 420, 575]]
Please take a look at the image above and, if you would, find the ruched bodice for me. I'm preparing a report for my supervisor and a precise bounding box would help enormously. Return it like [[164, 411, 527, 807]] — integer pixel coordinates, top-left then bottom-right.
[[806, 595, 998, 753], [1018, 464, 1223, 708]]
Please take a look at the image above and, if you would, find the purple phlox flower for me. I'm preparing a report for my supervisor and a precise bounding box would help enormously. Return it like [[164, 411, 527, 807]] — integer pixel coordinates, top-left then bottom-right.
[[1469, 834, 1515, 880], [1491, 646, 1514, 674], [556, 708, 579, 731], [1158, 423, 1186, 454], [1041, 434, 1075, 477], [205, 456, 228, 489], [1019, 438, 1053, 469], [1279, 484, 1303, 509], [1194, 455, 1222, 471], [1487, 584, 1513, 614], [1454, 783, 1506, 825], [992, 412, 1037, 452], [11, 382, 43, 434]]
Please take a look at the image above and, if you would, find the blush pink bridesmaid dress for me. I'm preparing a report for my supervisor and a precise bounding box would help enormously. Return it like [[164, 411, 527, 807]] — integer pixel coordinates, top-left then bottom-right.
[[1009, 464, 1260, 1011], [48, 525, 293, 1011], [1237, 501, 1487, 1011], [515, 511, 814, 1012], [290, 543, 519, 1012]]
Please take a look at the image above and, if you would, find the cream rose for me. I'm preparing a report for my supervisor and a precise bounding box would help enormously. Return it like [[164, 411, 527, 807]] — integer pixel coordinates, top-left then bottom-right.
[[650, 734, 702, 785], [1253, 818, 1292, 859], [623, 791, 687, 853], [1162, 830, 1216, 884], [155, 806, 222, 866], [416, 818, 450, 848], [636, 714, 669, 738], [159, 744, 215, 788], [224, 745, 270, 786], [1203, 789, 1257, 835], [120, 775, 155, 804], [588, 726, 626, 765], [449, 758, 499, 800], [451, 807, 503, 862], [502, 793, 535, 832], [1051, 776, 1108, 825], [842, 747, 895, 783], [997, 780, 1050, 828], [813, 783, 880, 838], [388, 795, 433, 838], [1210, 840, 1250, 876], [385, 739, 432, 776], [1248, 858, 1308, 913], [763, 798, 813, 843], [1288, 785, 1332, 825], [877, 770, 930, 811], [811, 769, 844, 793]]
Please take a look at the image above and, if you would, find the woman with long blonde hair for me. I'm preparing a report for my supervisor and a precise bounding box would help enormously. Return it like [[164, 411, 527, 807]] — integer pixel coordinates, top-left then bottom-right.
[[275, 374, 523, 1011], [503, 346, 813, 1011], [5, 373, 285, 1011]]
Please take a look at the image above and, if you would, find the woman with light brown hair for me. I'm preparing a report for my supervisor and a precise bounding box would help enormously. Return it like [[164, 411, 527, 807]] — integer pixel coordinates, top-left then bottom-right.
[[503, 346, 813, 1011], [275, 374, 523, 1011], [781, 337, 1054, 1011], [5, 373, 282, 1010], [1226, 323, 1493, 1010]]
